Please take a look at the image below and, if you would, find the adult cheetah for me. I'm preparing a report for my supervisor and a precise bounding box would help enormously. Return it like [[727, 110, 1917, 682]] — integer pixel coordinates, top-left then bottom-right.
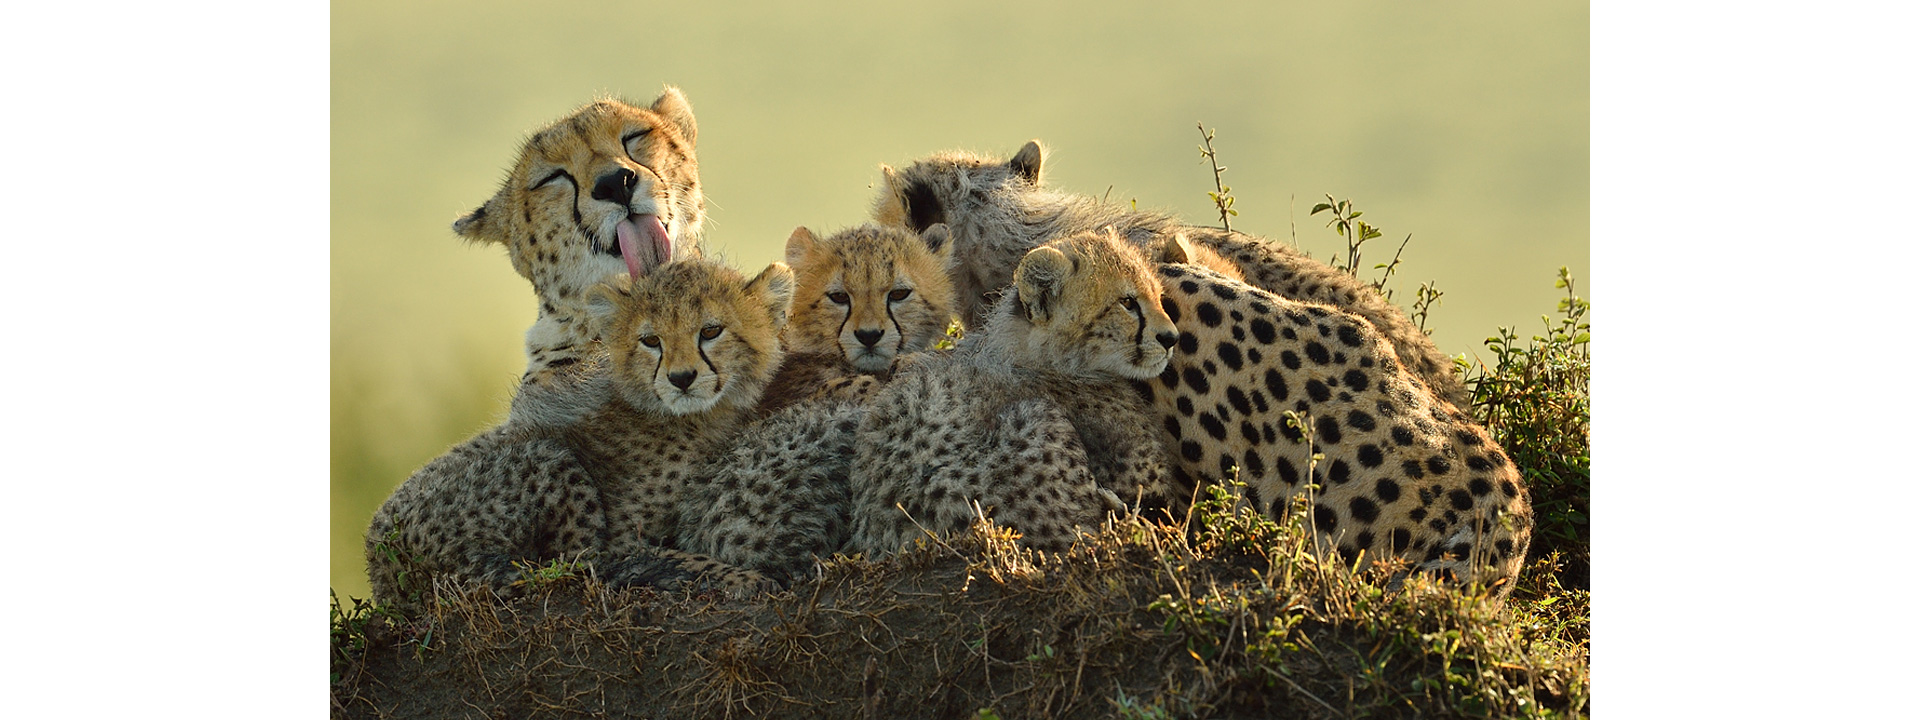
[[451, 88, 707, 395], [1147, 261, 1531, 597]]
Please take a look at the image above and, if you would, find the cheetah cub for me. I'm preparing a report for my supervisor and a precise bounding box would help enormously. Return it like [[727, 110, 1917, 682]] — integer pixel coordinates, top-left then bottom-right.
[[754, 223, 958, 415], [365, 259, 795, 606], [1150, 262, 1532, 598], [872, 141, 1468, 408], [846, 227, 1184, 555], [677, 223, 960, 585]]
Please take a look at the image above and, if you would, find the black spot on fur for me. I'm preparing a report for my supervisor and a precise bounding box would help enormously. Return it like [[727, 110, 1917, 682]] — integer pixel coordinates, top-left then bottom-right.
[[1274, 456, 1300, 485], [1217, 342, 1244, 371], [1196, 302, 1223, 327], [1263, 368, 1289, 401], [1426, 456, 1452, 476], [1226, 386, 1252, 416], [1391, 426, 1415, 446], [1198, 412, 1227, 440], [1281, 351, 1301, 370], [1218, 454, 1237, 480], [1390, 528, 1412, 553], [1346, 410, 1376, 432], [1306, 379, 1331, 402], [1161, 297, 1182, 324], [1448, 489, 1474, 511], [1374, 477, 1401, 504], [1178, 332, 1199, 355], [1342, 370, 1369, 392], [1328, 459, 1351, 485], [1181, 441, 1203, 462], [1241, 449, 1265, 479], [1455, 429, 1485, 447], [1179, 280, 1200, 294], [1239, 421, 1259, 444], [1250, 318, 1276, 344], [1315, 415, 1343, 444], [1305, 342, 1331, 365], [1349, 496, 1379, 524], [1337, 323, 1363, 348], [1176, 396, 1195, 416], [1183, 368, 1211, 394], [1357, 444, 1384, 468], [1163, 415, 1183, 440], [1211, 284, 1239, 301], [1500, 480, 1519, 498], [1313, 504, 1337, 533], [1467, 455, 1492, 471], [1402, 460, 1426, 480], [1468, 477, 1493, 496], [1279, 419, 1304, 442]]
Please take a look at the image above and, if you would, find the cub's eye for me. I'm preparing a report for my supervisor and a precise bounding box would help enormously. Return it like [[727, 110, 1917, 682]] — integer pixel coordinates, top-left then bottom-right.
[[1119, 296, 1140, 312], [531, 168, 572, 191], [699, 325, 724, 340], [638, 335, 661, 349], [887, 288, 913, 302], [622, 128, 652, 160], [826, 291, 850, 305]]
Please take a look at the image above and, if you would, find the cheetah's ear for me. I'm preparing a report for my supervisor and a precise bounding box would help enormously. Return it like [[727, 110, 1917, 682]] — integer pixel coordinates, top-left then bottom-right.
[[783, 226, 818, 269], [453, 193, 508, 244], [746, 262, 798, 328], [1013, 245, 1071, 323], [920, 223, 956, 269], [651, 86, 697, 145], [1009, 140, 1045, 184], [585, 276, 634, 336], [1154, 232, 1195, 265]]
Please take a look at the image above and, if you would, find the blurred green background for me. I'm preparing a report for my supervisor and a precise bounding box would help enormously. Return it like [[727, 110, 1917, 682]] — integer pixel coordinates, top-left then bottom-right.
[[332, 0, 1589, 600]]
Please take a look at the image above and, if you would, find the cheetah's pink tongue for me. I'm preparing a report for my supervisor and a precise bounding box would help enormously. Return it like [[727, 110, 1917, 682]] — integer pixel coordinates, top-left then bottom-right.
[[614, 214, 672, 279]]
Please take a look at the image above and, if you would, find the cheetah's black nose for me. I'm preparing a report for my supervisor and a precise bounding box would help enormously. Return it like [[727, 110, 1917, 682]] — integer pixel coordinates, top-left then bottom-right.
[[592, 167, 639, 206], [854, 329, 884, 348], [666, 370, 696, 390], [1155, 331, 1179, 350]]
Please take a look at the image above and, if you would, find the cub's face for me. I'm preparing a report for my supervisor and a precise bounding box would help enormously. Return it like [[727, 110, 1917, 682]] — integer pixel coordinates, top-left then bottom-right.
[[784, 224, 957, 373], [1011, 229, 1180, 380], [589, 261, 796, 416], [454, 88, 705, 316]]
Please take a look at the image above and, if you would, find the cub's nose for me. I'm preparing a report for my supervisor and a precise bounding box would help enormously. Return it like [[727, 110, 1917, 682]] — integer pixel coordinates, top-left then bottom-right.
[[1155, 331, 1179, 350], [853, 329, 884, 348], [591, 167, 639, 206], [666, 370, 696, 390]]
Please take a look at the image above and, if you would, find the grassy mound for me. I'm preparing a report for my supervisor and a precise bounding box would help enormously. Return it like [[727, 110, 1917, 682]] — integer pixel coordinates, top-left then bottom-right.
[[334, 475, 1588, 719]]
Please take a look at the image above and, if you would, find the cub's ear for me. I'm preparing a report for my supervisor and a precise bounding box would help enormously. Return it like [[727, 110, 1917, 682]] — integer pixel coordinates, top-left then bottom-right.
[[1013, 245, 1071, 323], [919, 223, 955, 268], [1009, 140, 1044, 184], [652, 85, 697, 145], [585, 276, 634, 337], [452, 193, 508, 244], [1154, 232, 1196, 265], [746, 262, 798, 327], [783, 226, 817, 269]]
